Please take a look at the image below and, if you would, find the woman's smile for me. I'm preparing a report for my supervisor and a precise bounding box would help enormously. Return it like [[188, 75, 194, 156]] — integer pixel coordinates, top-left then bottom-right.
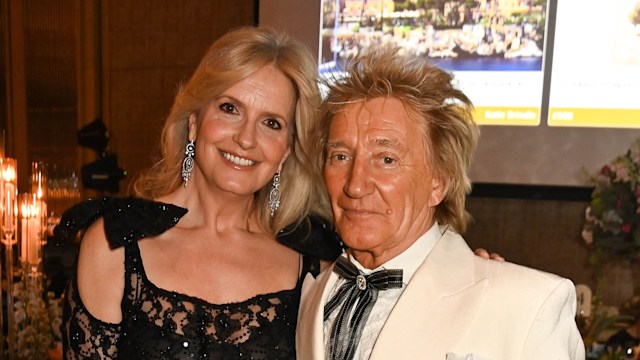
[[221, 151, 256, 167]]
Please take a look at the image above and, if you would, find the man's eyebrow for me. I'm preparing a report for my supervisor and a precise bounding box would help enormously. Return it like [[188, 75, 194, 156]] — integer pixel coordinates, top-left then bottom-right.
[[372, 137, 405, 151], [325, 140, 346, 149], [326, 138, 406, 151]]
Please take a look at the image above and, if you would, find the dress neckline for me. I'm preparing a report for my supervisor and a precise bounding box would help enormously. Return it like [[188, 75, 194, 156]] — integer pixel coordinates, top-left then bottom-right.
[[131, 240, 301, 307]]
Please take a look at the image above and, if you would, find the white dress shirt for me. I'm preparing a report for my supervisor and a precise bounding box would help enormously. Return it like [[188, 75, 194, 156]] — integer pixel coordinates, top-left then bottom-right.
[[323, 222, 445, 359]]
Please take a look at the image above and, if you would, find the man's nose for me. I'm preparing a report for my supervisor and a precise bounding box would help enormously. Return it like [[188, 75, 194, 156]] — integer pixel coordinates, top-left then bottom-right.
[[233, 119, 256, 149], [343, 155, 372, 198]]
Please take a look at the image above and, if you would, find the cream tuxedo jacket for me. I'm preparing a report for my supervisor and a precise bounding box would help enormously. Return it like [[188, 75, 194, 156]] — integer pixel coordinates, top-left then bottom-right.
[[296, 227, 585, 360]]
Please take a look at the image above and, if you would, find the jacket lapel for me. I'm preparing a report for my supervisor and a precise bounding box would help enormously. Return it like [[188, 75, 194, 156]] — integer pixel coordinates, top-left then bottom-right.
[[296, 263, 340, 360], [370, 230, 488, 359]]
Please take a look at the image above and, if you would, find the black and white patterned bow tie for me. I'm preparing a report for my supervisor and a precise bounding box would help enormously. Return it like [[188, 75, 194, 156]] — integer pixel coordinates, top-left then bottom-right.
[[324, 256, 403, 360]]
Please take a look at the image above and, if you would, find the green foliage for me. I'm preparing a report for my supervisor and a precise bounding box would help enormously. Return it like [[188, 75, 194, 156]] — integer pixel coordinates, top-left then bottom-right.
[[582, 138, 640, 267], [582, 312, 633, 349]]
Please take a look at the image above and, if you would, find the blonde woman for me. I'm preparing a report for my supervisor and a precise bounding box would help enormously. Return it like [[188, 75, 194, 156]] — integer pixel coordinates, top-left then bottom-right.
[[57, 27, 341, 359]]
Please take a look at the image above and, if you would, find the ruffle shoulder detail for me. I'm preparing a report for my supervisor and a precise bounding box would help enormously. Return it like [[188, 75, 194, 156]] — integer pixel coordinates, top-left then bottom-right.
[[276, 214, 344, 261], [53, 196, 188, 248]]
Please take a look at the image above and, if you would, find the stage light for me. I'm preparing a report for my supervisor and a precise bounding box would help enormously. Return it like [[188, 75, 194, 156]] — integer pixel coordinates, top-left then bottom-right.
[[78, 118, 109, 152], [77, 118, 125, 192], [80, 154, 126, 193]]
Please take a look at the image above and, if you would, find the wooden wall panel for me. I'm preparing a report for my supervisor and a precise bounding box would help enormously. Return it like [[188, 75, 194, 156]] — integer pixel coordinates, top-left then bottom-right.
[[101, 0, 256, 194], [465, 196, 640, 307]]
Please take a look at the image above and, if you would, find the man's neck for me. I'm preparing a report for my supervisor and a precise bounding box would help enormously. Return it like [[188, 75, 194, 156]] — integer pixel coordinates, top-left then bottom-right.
[[349, 245, 415, 269], [348, 222, 441, 269]]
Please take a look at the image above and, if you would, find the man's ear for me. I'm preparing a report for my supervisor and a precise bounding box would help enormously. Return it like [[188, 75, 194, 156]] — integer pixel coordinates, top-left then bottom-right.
[[188, 113, 197, 141], [428, 176, 447, 207]]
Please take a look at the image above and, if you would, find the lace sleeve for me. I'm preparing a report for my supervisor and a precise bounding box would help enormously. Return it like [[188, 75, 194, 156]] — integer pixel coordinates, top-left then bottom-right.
[[62, 275, 121, 359]]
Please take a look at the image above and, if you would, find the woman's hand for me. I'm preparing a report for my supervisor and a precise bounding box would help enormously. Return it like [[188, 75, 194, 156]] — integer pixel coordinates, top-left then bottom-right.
[[474, 248, 505, 262]]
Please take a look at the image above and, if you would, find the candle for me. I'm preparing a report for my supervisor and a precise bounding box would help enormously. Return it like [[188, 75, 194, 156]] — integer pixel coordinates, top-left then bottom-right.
[[31, 161, 49, 245], [20, 193, 42, 266], [3, 182, 16, 237], [31, 161, 47, 201], [1, 158, 17, 243]]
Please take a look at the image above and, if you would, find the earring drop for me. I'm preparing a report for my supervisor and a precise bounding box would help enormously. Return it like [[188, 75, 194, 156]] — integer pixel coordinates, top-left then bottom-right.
[[182, 140, 195, 187], [268, 172, 281, 217]]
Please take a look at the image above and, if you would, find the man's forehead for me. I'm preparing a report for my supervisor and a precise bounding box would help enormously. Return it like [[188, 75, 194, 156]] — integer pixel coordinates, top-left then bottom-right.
[[327, 115, 403, 141], [328, 99, 419, 143]]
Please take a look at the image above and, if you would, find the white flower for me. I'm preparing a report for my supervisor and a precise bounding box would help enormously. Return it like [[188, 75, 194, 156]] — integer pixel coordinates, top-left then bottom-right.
[[602, 210, 624, 232], [611, 161, 631, 182], [582, 229, 593, 244], [585, 206, 595, 221]]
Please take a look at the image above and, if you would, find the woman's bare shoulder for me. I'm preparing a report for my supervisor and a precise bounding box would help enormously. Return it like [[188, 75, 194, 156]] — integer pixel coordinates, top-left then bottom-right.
[[76, 218, 125, 324]]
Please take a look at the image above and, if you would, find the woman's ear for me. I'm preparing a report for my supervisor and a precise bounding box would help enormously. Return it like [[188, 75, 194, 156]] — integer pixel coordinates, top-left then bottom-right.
[[277, 149, 292, 173], [188, 113, 198, 141]]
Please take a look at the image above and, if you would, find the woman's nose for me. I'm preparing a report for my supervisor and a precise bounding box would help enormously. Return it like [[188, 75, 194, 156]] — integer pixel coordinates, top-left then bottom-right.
[[233, 120, 256, 149]]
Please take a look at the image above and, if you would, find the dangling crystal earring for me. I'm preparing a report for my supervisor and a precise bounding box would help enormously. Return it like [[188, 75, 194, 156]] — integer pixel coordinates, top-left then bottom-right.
[[182, 140, 195, 187], [268, 172, 281, 217]]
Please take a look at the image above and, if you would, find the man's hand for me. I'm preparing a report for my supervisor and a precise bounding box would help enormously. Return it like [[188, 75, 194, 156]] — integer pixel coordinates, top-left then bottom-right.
[[474, 248, 505, 262]]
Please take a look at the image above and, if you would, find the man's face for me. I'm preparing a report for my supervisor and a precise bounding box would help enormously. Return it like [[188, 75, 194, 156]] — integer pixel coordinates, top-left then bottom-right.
[[323, 97, 444, 268]]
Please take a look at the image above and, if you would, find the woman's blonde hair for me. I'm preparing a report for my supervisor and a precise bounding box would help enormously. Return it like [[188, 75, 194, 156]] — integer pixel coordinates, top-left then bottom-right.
[[314, 47, 479, 233], [134, 26, 330, 234]]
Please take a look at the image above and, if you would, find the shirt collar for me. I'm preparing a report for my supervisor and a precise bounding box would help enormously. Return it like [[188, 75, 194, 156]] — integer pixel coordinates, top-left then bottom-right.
[[346, 222, 443, 285]]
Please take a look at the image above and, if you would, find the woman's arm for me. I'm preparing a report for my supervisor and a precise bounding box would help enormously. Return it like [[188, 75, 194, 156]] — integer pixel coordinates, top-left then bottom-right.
[[76, 218, 125, 323], [62, 218, 125, 359]]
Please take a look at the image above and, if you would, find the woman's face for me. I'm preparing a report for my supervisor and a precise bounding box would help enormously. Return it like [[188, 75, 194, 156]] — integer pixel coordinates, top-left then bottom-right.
[[190, 64, 295, 197]]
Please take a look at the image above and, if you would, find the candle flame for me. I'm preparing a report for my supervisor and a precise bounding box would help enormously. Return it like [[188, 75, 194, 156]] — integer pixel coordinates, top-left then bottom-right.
[[20, 194, 40, 218], [2, 165, 16, 183]]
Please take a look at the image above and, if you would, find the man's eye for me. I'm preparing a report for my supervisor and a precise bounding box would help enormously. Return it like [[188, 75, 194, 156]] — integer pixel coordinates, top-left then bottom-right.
[[382, 157, 395, 165], [330, 154, 348, 162], [265, 118, 282, 130], [219, 102, 237, 114]]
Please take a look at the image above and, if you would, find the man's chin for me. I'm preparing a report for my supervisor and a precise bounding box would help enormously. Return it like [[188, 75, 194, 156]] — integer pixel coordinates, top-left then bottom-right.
[[337, 226, 385, 249]]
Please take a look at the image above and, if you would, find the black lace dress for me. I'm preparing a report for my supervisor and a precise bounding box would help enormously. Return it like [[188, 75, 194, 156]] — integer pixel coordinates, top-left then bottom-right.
[[55, 197, 342, 359]]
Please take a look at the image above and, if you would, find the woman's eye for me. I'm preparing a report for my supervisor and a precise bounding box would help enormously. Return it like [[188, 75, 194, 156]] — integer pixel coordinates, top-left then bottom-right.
[[265, 118, 282, 130], [219, 102, 237, 114]]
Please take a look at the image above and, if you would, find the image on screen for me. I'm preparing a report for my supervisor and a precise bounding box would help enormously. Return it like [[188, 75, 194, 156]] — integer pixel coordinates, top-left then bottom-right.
[[319, 0, 549, 126], [259, 0, 640, 187]]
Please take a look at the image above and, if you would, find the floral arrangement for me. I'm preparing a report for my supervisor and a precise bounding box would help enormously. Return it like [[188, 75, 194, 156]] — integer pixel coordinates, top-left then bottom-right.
[[597, 348, 640, 360], [592, 295, 640, 360], [582, 138, 640, 267], [13, 273, 63, 360]]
